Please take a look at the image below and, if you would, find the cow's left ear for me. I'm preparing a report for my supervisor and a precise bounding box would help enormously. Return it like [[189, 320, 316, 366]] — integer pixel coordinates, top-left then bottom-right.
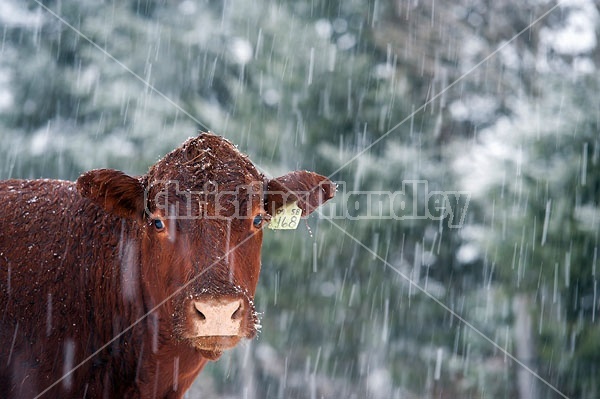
[[265, 171, 336, 217], [76, 168, 146, 220]]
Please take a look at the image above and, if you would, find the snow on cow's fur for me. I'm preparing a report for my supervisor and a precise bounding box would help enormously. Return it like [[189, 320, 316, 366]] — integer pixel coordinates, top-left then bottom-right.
[[0, 132, 335, 398]]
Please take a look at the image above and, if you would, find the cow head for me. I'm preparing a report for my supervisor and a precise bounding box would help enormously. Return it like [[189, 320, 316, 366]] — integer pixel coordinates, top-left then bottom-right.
[[76, 132, 335, 359]]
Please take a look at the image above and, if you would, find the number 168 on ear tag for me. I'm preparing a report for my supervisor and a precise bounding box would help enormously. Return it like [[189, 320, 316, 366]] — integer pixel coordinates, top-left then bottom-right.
[[268, 201, 302, 230]]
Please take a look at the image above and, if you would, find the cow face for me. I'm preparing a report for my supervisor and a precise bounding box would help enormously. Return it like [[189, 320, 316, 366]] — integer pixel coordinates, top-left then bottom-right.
[[76, 133, 335, 359]]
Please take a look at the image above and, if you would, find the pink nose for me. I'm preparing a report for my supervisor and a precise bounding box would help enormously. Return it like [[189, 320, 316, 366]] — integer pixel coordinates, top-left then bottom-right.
[[192, 298, 244, 336]]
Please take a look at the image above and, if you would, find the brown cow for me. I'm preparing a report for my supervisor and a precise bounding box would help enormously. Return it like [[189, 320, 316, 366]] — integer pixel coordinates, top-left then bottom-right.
[[0, 132, 334, 398]]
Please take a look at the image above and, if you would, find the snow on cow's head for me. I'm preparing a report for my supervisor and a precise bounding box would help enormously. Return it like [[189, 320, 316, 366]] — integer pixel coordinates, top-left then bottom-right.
[[75, 132, 335, 359]]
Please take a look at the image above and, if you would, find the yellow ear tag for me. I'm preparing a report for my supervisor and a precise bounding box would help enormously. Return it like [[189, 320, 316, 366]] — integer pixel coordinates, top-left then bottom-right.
[[268, 201, 302, 230]]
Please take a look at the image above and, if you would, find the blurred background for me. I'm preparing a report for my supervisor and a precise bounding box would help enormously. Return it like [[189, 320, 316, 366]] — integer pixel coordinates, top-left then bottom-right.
[[1, 0, 599, 398]]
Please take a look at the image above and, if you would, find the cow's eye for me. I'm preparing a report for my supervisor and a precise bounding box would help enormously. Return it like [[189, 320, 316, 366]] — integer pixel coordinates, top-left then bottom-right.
[[253, 214, 263, 228], [153, 219, 165, 230]]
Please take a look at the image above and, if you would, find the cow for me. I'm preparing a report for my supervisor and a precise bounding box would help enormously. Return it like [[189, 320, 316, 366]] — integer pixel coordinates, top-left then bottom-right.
[[0, 132, 335, 398]]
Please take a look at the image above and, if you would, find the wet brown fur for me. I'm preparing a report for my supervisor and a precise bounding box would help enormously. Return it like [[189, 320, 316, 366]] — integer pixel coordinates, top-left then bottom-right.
[[0, 133, 334, 398]]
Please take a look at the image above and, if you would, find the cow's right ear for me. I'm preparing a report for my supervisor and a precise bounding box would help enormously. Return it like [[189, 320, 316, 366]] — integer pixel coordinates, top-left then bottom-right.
[[76, 169, 146, 220], [265, 171, 336, 217]]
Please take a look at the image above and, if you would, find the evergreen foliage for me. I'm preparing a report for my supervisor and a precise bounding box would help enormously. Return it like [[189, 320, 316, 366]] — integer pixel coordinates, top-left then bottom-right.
[[0, 0, 598, 397]]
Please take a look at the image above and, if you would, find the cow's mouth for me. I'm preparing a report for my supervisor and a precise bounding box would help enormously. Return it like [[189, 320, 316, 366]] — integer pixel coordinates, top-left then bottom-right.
[[175, 290, 260, 360], [190, 336, 242, 360]]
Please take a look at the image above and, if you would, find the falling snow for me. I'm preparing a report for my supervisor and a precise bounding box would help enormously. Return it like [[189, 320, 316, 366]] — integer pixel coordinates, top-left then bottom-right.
[[0, 0, 598, 398]]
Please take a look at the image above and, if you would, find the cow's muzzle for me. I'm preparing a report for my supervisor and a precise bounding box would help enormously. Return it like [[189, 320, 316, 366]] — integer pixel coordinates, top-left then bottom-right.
[[184, 296, 257, 359], [192, 298, 244, 336]]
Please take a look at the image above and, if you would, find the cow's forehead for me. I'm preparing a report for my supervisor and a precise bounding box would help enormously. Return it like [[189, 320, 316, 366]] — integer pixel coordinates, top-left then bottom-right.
[[147, 133, 263, 191]]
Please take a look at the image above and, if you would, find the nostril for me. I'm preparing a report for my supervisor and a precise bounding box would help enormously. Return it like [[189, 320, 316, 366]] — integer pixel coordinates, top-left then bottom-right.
[[193, 302, 206, 321], [231, 300, 244, 320]]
